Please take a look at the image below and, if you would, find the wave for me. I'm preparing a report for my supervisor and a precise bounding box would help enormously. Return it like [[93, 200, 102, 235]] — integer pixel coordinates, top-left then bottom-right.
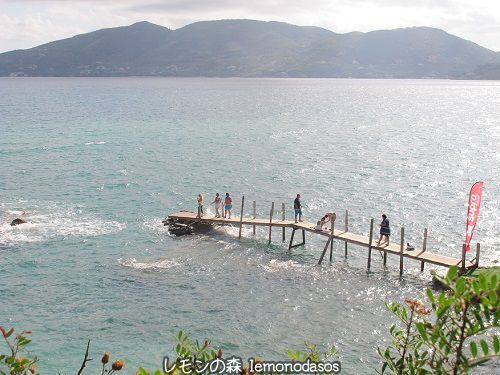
[[119, 257, 182, 271], [84, 141, 107, 145], [0, 202, 125, 246]]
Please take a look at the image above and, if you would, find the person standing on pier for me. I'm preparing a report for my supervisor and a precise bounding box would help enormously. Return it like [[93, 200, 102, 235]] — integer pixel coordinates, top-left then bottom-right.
[[294, 194, 303, 223], [224, 193, 233, 219], [211, 193, 222, 218], [376, 214, 390, 246], [197, 194, 204, 218]]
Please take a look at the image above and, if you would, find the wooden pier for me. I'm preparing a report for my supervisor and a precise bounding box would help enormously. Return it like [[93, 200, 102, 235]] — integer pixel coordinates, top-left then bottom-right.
[[167, 198, 478, 274]]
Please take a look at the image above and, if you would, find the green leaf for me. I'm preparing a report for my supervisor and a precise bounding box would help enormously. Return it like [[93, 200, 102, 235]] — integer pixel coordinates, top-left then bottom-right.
[[470, 341, 478, 357], [489, 290, 497, 306], [381, 362, 388, 374], [494, 335, 499, 354], [479, 274, 488, 290], [415, 323, 428, 342], [426, 288, 435, 304], [480, 339, 489, 356], [491, 274, 497, 291], [137, 368, 149, 375], [447, 266, 458, 281], [177, 330, 183, 340]]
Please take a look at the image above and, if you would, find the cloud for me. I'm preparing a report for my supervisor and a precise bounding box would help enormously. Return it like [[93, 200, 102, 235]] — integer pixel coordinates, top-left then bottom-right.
[[0, 0, 499, 53]]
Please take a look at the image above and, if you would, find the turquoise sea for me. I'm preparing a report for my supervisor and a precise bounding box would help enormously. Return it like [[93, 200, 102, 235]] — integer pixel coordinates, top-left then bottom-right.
[[0, 78, 499, 373]]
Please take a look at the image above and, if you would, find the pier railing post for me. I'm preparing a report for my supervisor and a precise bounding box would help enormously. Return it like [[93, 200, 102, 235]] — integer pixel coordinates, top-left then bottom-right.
[[268, 202, 274, 244], [252, 201, 256, 235], [475, 243, 480, 268], [399, 227, 405, 276], [367, 218, 374, 270], [461, 243, 466, 272], [420, 228, 427, 272], [344, 210, 348, 257], [238, 195, 245, 239], [282, 202, 286, 242], [329, 213, 336, 262]]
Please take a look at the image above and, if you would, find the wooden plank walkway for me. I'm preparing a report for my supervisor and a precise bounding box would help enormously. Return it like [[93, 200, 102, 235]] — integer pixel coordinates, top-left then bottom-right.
[[167, 210, 477, 271]]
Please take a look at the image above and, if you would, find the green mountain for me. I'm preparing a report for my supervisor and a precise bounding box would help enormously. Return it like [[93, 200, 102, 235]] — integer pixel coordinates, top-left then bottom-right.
[[1, 20, 499, 78]]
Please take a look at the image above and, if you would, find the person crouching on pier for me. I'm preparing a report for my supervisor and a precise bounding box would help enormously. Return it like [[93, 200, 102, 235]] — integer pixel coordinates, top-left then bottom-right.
[[376, 214, 390, 246], [197, 194, 204, 218]]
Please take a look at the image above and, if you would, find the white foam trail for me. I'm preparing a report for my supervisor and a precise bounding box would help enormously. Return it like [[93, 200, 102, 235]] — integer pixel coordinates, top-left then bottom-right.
[[85, 141, 107, 145], [119, 257, 182, 271], [142, 217, 170, 236], [0, 202, 125, 246]]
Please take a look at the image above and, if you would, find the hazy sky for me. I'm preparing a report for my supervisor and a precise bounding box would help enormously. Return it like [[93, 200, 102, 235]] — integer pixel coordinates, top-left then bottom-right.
[[1, 0, 500, 53]]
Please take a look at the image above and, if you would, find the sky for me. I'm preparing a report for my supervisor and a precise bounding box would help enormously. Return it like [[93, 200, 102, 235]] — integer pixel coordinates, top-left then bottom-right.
[[1, 0, 500, 53]]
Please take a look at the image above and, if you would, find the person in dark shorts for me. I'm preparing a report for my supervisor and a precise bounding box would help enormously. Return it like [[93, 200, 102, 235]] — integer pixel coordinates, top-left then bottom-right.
[[294, 194, 303, 223], [376, 214, 390, 246]]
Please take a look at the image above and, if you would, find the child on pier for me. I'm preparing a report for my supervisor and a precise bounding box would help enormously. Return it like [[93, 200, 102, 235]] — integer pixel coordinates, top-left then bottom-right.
[[197, 194, 204, 218], [376, 214, 390, 246]]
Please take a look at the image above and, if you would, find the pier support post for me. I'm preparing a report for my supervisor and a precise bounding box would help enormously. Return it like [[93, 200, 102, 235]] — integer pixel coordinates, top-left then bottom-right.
[[344, 210, 348, 258], [329, 213, 336, 262], [288, 228, 306, 250], [282, 203, 286, 242], [268, 202, 274, 244], [399, 227, 405, 276], [319, 237, 332, 265], [238, 195, 245, 239], [420, 228, 427, 272], [252, 201, 256, 235], [475, 243, 480, 268], [288, 229, 296, 250], [461, 243, 466, 272], [367, 218, 374, 270]]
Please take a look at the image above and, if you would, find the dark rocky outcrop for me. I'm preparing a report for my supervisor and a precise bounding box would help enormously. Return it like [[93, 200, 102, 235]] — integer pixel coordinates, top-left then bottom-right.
[[162, 217, 213, 236], [10, 218, 27, 226]]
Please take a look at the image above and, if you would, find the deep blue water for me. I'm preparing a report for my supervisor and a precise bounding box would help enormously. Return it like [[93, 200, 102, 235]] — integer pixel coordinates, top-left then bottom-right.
[[1, 78, 499, 373]]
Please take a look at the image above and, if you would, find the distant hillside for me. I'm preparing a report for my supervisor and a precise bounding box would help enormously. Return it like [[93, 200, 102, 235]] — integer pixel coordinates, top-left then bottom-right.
[[460, 62, 500, 80], [1, 20, 499, 78]]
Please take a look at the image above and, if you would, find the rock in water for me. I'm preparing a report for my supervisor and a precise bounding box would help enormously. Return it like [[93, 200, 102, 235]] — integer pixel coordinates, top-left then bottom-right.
[[10, 218, 27, 226]]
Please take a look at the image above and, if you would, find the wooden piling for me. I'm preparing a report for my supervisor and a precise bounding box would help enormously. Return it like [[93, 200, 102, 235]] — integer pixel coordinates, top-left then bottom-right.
[[282, 203, 286, 242], [319, 237, 331, 265], [344, 210, 348, 257], [238, 195, 245, 239], [461, 243, 466, 272], [399, 227, 405, 276], [420, 228, 427, 272], [367, 218, 374, 270], [268, 202, 274, 244], [329, 213, 336, 262], [288, 228, 296, 250], [252, 201, 256, 235], [475, 243, 480, 268]]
